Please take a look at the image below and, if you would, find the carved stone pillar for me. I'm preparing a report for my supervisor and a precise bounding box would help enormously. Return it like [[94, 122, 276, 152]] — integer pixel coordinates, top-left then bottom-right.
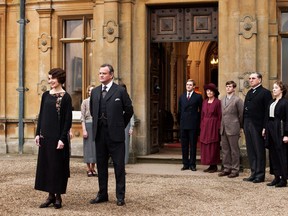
[[36, 4, 53, 95], [186, 60, 192, 80], [102, 1, 120, 78], [195, 60, 201, 90]]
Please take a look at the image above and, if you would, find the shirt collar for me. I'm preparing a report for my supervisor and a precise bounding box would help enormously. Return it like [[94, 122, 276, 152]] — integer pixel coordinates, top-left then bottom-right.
[[102, 80, 113, 92], [187, 91, 193, 96], [253, 84, 261, 90]]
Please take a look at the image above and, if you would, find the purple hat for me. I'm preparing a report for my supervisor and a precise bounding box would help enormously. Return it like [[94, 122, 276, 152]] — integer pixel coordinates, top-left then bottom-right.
[[204, 83, 219, 96]]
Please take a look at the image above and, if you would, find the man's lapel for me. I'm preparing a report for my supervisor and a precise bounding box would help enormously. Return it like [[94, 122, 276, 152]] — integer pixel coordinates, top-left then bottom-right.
[[104, 82, 117, 101], [96, 86, 101, 101]]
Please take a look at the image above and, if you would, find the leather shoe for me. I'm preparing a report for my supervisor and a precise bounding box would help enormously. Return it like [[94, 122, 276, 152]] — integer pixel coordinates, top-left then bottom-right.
[[54, 198, 62, 209], [218, 171, 230, 177], [116, 199, 125, 206], [181, 166, 189, 171], [227, 173, 239, 178], [90, 196, 108, 204], [190, 166, 197, 171], [208, 166, 218, 173], [267, 178, 280, 186], [275, 180, 287, 187], [252, 178, 264, 183], [39, 197, 56, 208], [243, 176, 255, 182]]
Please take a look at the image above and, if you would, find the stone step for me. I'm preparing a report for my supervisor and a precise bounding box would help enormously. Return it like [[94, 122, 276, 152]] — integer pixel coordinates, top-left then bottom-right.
[[136, 146, 201, 164]]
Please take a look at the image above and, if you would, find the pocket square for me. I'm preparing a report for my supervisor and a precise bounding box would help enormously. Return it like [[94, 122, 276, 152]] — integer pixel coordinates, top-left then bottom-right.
[[115, 98, 121, 101]]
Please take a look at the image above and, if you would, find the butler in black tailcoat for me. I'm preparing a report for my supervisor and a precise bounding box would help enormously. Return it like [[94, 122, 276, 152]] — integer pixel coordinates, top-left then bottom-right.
[[89, 64, 133, 206], [243, 72, 272, 183]]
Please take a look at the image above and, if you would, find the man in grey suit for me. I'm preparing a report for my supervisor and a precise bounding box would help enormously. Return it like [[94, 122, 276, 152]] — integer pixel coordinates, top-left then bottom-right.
[[89, 63, 133, 206], [243, 72, 272, 183], [218, 81, 243, 178]]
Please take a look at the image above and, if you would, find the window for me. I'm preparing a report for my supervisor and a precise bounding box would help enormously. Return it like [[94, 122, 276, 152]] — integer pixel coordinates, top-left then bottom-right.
[[60, 16, 93, 111], [280, 11, 288, 83]]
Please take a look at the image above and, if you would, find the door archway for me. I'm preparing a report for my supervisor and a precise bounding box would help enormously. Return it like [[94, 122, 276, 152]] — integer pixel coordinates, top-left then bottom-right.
[[148, 4, 219, 154]]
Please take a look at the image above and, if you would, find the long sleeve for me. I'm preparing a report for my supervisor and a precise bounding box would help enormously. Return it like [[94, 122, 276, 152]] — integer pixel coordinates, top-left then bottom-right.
[[60, 94, 73, 143], [36, 91, 47, 136]]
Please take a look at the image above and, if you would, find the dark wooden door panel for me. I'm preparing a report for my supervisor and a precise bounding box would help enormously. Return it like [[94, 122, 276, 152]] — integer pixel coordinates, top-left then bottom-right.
[[151, 6, 218, 42]]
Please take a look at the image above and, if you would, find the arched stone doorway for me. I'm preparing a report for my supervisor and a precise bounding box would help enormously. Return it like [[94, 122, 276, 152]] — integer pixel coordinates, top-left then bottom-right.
[[148, 4, 219, 154]]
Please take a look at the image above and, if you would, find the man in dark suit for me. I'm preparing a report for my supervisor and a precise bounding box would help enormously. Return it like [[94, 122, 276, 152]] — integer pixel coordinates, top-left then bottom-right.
[[243, 72, 272, 183], [89, 63, 133, 206], [178, 79, 202, 171]]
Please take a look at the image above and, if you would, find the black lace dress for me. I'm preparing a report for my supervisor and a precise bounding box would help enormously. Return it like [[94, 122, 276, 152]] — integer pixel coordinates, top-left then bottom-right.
[[34, 91, 72, 194]]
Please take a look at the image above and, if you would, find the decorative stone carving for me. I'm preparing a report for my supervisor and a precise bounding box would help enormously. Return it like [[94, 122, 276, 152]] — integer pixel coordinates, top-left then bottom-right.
[[239, 15, 257, 39], [37, 79, 49, 95], [195, 60, 201, 67], [103, 20, 119, 43], [38, 33, 52, 52], [238, 71, 253, 96]]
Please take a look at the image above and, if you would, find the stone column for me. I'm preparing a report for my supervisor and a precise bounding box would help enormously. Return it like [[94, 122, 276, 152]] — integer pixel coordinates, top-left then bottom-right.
[[256, 0, 270, 87], [36, 4, 53, 95], [186, 59, 192, 80], [239, 1, 257, 74], [195, 60, 201, 90], [102, 0, 120, 78]]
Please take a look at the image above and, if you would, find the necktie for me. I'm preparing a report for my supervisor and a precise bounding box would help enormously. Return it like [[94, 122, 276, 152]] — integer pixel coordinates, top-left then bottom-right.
[[102, 85, 107, 98], [187, 92, 191, 100]]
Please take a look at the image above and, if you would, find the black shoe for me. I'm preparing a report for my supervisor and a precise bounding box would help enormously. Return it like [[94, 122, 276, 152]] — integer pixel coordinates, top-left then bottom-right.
[[54, 196, 62, 209], [267, 178, 280, 186], [181, 166, 189, 171], [90, 195, 109, 204], [227, 173, 239, 178], [218, 171, 230, 177], [208, 165, 218, 173], [39, 194, 56, 208], [190, 166, 197, 171], [243, 176, 255, 182], [275, 180, 287, 188], [203, 166, 212, 172], [116, 199, 125, 206], [253, 178, 264, 183]]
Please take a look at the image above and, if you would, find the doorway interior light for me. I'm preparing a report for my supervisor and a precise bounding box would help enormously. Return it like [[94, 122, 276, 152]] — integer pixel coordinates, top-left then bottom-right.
[[210, 56, 218, 65]]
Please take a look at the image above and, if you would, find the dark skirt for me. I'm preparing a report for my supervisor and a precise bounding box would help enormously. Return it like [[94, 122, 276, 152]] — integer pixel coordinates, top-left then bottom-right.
[[35, 137, 70, 194]]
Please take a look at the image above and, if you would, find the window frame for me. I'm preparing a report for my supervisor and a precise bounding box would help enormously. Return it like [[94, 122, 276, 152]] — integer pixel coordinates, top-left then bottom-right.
[[278, 5, 288, 81], [58, 15, 93, 111]]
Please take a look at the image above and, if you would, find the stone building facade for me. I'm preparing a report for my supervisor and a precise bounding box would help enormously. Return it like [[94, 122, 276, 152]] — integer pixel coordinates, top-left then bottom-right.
[[0, 0, 287, 163]]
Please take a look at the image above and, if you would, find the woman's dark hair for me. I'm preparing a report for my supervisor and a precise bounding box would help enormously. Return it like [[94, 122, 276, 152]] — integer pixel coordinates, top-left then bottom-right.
[[48, 68, 66, 84]]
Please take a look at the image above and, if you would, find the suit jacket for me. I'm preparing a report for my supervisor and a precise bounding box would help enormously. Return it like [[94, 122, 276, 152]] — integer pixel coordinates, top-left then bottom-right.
[[220, 94, 244, 136], [243, 85, 272, 131], [90, 82, 134, 142], [178, 91, 202, 130]]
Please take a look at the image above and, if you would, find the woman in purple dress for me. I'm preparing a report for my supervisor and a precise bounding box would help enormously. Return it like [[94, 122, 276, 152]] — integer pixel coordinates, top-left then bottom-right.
[[200, 83, 222, 173], [34, 68, 72, 209]]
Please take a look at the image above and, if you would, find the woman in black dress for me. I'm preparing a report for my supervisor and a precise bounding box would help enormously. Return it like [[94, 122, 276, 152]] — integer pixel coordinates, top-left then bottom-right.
[[34, 68, 72, 209], [265, 80, 288, 187]]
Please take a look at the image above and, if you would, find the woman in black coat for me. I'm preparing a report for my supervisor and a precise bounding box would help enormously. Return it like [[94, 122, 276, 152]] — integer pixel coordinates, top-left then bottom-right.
[[34, 68, 72, 208], [265, 80, 288, 187]]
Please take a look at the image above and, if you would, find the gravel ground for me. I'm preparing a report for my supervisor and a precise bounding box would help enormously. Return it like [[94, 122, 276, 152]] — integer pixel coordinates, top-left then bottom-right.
[[0, 154, 288, 216]]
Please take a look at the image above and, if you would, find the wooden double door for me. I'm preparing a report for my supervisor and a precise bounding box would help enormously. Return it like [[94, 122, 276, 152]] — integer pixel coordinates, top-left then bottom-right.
[[149, 4, 218, 154]]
